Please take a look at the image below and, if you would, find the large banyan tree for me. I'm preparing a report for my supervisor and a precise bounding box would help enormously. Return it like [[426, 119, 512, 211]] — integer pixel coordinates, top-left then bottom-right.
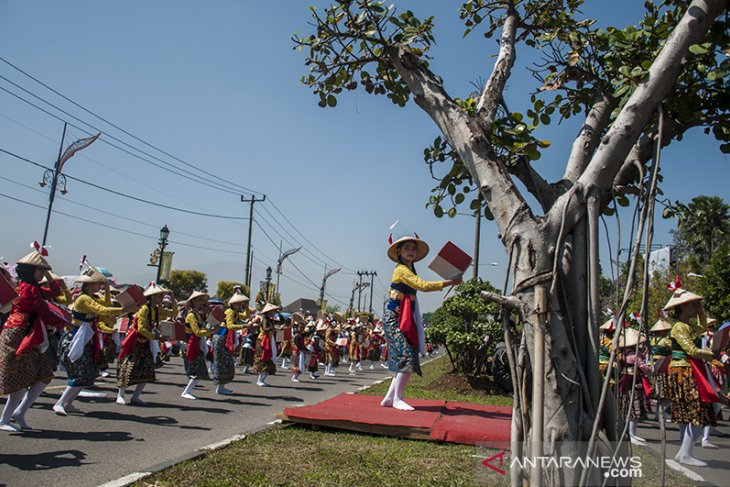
[[295, 1, 728, 484]]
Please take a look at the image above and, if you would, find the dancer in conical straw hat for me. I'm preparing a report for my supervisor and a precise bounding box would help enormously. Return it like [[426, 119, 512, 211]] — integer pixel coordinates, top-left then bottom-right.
[[212, 289, 249, 395], [253, 303, 280, 386], [0, 247, 67, 431], [55, 266, 134, 416], [181, 290, 211, 400], [382, 232, 461, 411], [116, 283, 178, 405], [664, 287, 725, 466]]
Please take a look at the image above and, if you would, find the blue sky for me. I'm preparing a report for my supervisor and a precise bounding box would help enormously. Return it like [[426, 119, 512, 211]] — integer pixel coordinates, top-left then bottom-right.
[[0, 1, 727, 312]]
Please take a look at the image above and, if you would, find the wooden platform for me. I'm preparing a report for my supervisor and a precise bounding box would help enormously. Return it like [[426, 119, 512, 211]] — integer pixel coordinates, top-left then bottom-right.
[[280, 393, 512, 447]]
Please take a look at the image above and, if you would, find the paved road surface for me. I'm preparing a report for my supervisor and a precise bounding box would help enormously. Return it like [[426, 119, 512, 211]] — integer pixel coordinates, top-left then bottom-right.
[[636, 409, 730, 487], [0, 356, 395, 487]]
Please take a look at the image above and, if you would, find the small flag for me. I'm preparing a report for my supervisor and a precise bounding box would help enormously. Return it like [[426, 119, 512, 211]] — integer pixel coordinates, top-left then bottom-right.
[[428, 241, 473, 280], [79, 254, 88, 272], [667, 274, 682, 291], [60, 133, 100, 166]]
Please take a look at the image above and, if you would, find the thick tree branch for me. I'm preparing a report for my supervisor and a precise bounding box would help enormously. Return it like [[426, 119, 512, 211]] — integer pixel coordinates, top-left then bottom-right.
[[385, 44, 534, 240], [551, 0, 726, 229], [477, 3, 519, 129], [562, 94, 617, 182]]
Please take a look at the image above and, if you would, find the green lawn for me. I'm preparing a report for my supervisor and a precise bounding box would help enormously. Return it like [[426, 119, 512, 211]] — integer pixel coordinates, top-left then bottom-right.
[[135, 354, 698, 487]]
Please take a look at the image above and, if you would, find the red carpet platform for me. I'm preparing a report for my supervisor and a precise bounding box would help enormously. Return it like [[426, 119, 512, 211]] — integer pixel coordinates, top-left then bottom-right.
[[281, 393, 511, 448]]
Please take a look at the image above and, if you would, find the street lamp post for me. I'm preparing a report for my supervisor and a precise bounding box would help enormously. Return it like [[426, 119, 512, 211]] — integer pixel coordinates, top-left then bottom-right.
[[275, 244, 301, 295], [155, 225, 170, 285], [39, 123, 100, 246], [319, 266, 341, 312]]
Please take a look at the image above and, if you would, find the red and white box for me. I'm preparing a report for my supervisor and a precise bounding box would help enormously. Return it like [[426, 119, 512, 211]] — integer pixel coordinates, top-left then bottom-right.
[[0, 273, 18, 313], [206, 305, 226, 328], [116, 285, 146, 309], [47, 302, 73, 325], [159, 320, 186, 341], [115, 317, 131, 333], [428, 241, 473, 280]]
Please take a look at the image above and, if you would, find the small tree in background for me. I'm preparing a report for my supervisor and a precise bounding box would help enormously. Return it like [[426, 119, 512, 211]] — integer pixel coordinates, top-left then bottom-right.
[[169, 270, 207, 302], [216, 281, 249, 302], [426, 278, 503, 375], [699, 242, 730, 324]]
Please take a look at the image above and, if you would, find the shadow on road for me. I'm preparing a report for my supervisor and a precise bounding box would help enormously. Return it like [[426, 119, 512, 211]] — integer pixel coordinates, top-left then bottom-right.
[[19, 429, 134, 442], [0, 449, 91, 471]]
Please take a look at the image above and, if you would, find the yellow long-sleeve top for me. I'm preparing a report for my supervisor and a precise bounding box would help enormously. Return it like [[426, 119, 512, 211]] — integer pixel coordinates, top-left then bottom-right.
[[53, 287, 73, 306], [670, 320, 713, 368], [135, 302, 179, 340], [72, 292, 124, 329], [391, 264, 444, 294], [224, 308, 246, 331], [185, 310, 210, 338]]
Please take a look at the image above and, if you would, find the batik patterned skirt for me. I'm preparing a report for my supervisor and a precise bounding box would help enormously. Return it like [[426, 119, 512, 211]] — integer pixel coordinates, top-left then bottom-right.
[[99, 334, 117, 370], [117, 342, 156, 387], [382, 310, 421, 376], [254, 354, 276, 374], [668, 365, 716, 426], [0, 325, 55, 395], [59, 331, 97, 387], [182, 344, 210, 380], [652, 370, 670, 400], [618, 373, 648, 421], [211, 334, 235, 385]]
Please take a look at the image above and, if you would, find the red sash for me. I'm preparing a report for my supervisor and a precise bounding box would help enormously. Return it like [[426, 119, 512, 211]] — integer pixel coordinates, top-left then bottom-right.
[[688, 357, 721, 403], [118, 317, 139, 360], [186, 334, 201, 362], [16, 316, 45, 356], [225, 329, 238, 353], [261, 334, 272, 362], [398, 296, 418, 349]]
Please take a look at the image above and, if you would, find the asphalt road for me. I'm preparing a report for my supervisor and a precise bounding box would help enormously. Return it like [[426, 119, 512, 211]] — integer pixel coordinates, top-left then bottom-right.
[[636, 408, 730, 487], [0, 356, 395, 487]]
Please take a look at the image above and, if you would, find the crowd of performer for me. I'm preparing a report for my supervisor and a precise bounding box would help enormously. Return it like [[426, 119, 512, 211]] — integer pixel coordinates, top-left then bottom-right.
[[0, 246, 418, 432], [2, 233, 728, 471], [599, 282, 730, 467]]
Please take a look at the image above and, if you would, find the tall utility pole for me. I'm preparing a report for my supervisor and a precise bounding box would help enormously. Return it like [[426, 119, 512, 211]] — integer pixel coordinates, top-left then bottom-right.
[[368, 270, 377, 313], [473, 209, 481, 279], [241, 194, 266, 289], [356, 271, 364, 311], [265, 266, 272, 302]]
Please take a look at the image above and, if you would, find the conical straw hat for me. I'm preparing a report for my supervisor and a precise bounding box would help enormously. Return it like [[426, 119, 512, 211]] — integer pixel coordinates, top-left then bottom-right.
[[16, 251, 52, 270], [619, 327, 646, 348], [387, 235, 429, 263], [649, 319, 673, 332], [599, 318, 615, 331], [186, 290, 209, 303], [228, 292, 250, 305], [74, 266, 107, 284], [261, 303, 281, 314], [663, 288, 703, 311], [143, 283, 167, 298]]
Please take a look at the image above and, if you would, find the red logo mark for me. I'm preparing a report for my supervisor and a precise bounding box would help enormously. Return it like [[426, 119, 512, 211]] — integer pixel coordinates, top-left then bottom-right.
[[482, 451, 507, 475]]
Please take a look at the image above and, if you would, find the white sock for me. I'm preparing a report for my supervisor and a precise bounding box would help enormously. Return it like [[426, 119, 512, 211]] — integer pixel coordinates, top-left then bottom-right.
[[117, 388, 127, 404], [12, 381, 47, 428], [675, 424, 707, 466], [182, 379, 197, 397], [380, 375, 397, 407], [1, 390, 25, 431], [392, 372, 414, 411], [131, 383, 146, 402]]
